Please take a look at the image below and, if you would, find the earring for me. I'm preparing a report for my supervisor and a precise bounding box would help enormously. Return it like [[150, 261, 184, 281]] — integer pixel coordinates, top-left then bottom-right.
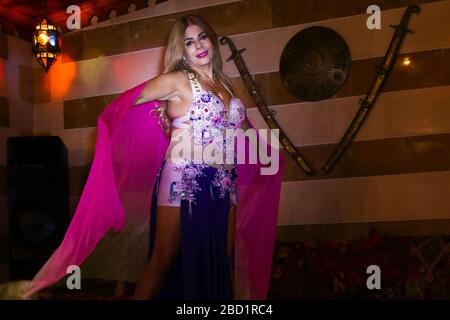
[[183, 56, 188, 64]]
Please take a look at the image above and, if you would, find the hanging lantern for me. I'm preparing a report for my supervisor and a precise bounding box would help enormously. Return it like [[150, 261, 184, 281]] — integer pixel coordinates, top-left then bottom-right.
[[32, 17, 61, 72]]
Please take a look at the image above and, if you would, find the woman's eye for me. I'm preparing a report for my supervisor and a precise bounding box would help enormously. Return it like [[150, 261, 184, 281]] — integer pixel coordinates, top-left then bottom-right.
[[185, 41, 193, 46], [200, 34, 207, 40]]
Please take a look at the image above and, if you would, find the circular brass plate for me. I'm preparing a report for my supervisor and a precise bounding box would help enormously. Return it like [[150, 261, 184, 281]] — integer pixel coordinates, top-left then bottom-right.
[[280, 26, 351, 101]]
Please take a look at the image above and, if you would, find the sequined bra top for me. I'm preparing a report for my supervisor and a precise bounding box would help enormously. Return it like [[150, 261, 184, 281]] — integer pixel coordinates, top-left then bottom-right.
[[171, 72, 246, 147]]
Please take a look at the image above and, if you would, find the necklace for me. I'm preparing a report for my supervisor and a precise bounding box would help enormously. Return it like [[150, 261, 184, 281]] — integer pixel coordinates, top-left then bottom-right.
[[210, 87, 224, 101], [199, 73, 224, 101]]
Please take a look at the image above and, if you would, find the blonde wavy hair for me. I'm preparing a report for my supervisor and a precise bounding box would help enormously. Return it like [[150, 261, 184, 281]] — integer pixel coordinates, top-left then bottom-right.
[[154, 14, 234, 136]]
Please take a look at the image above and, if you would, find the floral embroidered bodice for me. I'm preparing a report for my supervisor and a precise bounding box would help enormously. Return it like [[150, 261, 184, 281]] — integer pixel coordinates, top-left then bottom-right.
[[171, 72, 246, 156], [159, 72, 246, 212]]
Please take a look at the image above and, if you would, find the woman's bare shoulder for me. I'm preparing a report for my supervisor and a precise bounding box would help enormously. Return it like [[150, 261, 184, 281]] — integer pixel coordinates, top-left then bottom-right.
[[158, 70, 187, 82], [134, 71, 189, 105]]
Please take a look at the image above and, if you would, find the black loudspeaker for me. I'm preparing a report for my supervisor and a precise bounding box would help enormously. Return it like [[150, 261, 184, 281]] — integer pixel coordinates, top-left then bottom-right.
[[7, 136, 69, 280]]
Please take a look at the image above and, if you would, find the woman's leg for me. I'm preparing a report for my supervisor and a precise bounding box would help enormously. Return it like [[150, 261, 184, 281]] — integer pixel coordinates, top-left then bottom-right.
[[134, 205, 180, 300], [227, 205, 236, 297]]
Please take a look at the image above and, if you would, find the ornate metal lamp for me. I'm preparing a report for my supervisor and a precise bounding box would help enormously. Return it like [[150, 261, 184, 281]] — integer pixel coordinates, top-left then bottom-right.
[[32, 15, 61, 72]]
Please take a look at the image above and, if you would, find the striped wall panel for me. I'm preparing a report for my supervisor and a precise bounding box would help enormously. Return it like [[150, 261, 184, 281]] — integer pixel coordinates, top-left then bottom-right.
[[45, 0, 450, 103], [66, 131, 450, 194], [61, 0, 271, 61], [246, 85, 450, 146], [86, 0, 239, 30], [278, 170, 450, 225], [55, 83, 450, 170], [59, 0, 443, 63], [64, 94, 120, 129], [64, 164, 450, 224], [57, 50, 450, 133], [282, 132, 450, 181], [0, 35, 34, 132], [33, 101, 65, 133]]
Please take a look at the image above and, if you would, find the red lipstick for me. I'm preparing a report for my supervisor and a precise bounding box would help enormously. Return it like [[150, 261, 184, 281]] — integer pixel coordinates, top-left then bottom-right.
[[196, 51, 208, 58]]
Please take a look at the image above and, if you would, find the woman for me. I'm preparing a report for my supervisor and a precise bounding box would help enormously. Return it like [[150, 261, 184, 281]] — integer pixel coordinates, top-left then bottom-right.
[[0, 14, 283, 301], [132, 14, 246, 300]]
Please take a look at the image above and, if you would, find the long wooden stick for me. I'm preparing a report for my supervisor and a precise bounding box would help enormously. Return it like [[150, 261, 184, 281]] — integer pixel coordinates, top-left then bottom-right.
[[322, 5, 421, 174], [220, 37, 314, 175]]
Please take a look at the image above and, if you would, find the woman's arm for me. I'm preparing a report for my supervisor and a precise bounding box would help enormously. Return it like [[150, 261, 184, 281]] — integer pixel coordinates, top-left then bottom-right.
[[133, 71, 182, 106]]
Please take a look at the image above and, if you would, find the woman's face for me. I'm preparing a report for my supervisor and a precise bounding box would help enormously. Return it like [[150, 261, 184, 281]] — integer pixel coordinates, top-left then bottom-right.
[[183, 24, 214, 68]]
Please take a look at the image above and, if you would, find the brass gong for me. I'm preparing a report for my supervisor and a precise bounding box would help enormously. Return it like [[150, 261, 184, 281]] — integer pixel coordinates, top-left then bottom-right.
[[279, 26, 351, 101]]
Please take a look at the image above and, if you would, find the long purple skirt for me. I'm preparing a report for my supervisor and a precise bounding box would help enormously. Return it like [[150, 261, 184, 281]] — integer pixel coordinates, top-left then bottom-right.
[[149, 161, 234, 300]]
